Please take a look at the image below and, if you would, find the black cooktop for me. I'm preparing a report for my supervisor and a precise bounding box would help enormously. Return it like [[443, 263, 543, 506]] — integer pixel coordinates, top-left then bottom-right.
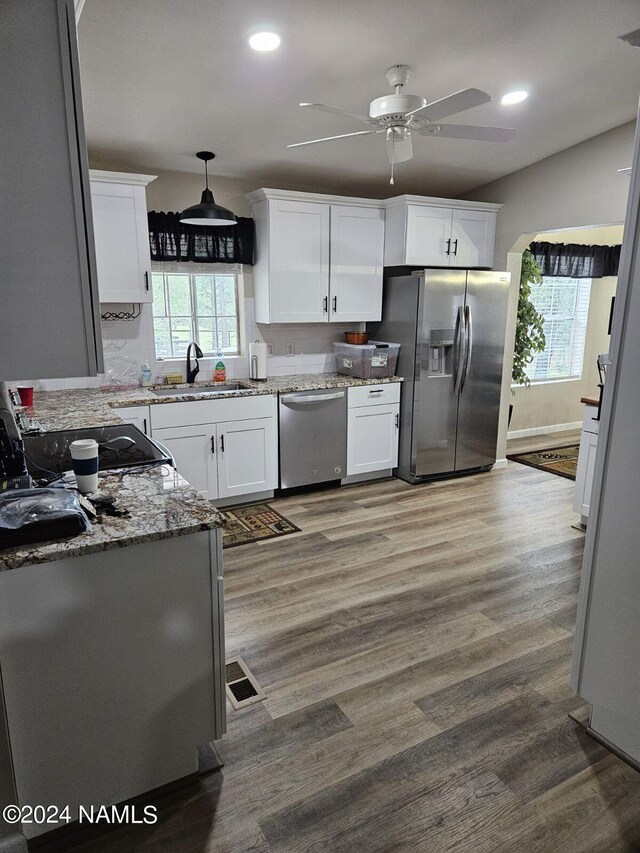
[[22, 424, 170, 478]]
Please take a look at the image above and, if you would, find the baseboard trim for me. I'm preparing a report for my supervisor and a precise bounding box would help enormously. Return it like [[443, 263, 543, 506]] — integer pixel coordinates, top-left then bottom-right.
[[507, 421, 582, 440]]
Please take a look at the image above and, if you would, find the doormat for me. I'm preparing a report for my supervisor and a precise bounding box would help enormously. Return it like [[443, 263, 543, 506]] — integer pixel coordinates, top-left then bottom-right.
[[221, 503, 300, 548], [507, 444, 579, 480]]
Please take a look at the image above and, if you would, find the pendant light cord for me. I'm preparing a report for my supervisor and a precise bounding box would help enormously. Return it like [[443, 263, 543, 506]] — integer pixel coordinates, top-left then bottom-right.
[[204, 158, 209, 190]]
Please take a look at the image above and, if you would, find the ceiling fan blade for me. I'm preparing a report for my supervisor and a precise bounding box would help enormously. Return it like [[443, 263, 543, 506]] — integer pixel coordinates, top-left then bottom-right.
[[407, 88, 492, 121], [300, 102, 375, 125], [418, 123, 517, 142], [386, 130, 413, 163], [287, 130, 375, 149]]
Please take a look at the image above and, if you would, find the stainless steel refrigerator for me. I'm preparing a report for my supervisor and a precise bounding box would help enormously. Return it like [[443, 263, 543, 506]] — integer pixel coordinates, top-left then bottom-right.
[[373, 269, 511, 482]]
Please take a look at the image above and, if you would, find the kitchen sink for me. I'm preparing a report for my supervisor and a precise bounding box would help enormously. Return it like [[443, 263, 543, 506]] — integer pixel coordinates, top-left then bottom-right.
[[151, 383, 247, 396]]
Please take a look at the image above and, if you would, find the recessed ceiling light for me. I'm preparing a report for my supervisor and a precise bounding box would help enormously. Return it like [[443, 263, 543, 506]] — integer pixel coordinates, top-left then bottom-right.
[[501, 90, 529, 106], [249, 32, 281, 52]]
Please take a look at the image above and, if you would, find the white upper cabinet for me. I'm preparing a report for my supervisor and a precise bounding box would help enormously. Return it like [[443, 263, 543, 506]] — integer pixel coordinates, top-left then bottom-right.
[[270, 199, 330, 323], [450, 208, 497, 268], [384, 196, 500, 269], [404, 205, 453, 267], [90, 171, 156, 304], [247, 189, 385, 324], [330, 205, 385, 322]]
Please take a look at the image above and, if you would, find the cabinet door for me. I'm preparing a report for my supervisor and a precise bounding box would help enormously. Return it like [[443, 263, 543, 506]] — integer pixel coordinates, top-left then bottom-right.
[[405, 205, 452, 267], [152, 424, 217, 500], [329, 205, 385, 322], [0, 0, 103, 380], [91, 182, 152, 303], [216, 418, 277, 499], [573, 430, 598, 518], [450, 209, 496, 268], [270, 200, 329, 322], [112, 405, 150, 435], [347, 404, 399, 476]]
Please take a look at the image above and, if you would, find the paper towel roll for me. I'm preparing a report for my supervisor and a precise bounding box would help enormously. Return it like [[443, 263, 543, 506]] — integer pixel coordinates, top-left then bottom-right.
[[249, 341, 268, 380]]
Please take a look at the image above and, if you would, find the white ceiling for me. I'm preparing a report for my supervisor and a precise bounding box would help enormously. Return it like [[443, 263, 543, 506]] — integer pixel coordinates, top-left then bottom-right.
[[78, 0, 640, 198]]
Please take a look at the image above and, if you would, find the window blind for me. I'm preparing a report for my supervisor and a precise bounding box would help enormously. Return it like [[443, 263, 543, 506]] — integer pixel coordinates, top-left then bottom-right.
[[525, 277, 592, 382]]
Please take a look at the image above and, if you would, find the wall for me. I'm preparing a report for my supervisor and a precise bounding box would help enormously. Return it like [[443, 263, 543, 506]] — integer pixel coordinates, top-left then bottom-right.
[[508, 225, 621, 434], [464, 120, 635, 459]]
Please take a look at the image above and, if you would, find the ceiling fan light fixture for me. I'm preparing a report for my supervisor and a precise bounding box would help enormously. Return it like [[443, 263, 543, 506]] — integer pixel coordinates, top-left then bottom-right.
[[500, 90, 529, 106], [180, 152, 237, 227], [248, 31, 281, 52]]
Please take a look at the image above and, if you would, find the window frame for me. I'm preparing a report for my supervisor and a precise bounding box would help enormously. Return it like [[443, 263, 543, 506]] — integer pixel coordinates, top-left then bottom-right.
[[150, 262, 245, 361], [522, 275, 592, 385]]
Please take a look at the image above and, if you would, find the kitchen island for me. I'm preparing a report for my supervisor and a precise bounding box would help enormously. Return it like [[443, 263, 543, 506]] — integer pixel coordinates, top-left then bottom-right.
[[0, 466, 225, 843]]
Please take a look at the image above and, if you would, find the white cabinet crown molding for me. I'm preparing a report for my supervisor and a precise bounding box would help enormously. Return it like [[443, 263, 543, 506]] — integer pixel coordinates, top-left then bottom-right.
[[382, 194, 502, 213], [245, 188, 385, 209], [89, 169, 157, 187]]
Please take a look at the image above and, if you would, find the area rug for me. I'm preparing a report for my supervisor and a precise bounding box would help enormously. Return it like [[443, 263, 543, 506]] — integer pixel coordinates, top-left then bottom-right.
[[221, 503, 300, 548], [507, 444, 579, 480]]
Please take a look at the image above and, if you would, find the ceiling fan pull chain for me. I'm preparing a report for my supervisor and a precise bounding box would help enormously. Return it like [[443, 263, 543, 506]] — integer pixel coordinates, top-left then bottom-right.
[[390, 156, 395, 185]]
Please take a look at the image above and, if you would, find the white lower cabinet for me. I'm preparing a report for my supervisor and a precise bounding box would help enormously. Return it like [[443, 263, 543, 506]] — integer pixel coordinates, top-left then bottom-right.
[[112, 405, 151, 435], [152, 423, 216, 498], [573, 407, 599, 519], [150, 395, 278, 501], [347, 384, 401, 476], [216, 418, 277, 499]]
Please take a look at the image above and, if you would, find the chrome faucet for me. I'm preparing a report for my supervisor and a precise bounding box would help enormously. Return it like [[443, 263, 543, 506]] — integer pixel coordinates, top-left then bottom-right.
[[186, 341, 204, 384]]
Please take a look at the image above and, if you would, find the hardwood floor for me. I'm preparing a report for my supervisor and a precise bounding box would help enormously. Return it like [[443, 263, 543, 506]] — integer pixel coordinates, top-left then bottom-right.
[[507, 428, 582, 455], [72, 463, 640, 853]]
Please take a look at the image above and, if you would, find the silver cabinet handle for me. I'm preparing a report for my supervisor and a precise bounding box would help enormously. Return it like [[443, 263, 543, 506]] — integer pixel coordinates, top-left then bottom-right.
[[453, 305, 465, 394], [460, 305, 473, 393], [281, 391, 345, 404]]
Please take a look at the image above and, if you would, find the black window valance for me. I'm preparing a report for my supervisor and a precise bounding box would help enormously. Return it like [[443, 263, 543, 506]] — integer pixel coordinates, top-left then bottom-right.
[[148, 211, 254, 265], [530, 241, 621, 279]]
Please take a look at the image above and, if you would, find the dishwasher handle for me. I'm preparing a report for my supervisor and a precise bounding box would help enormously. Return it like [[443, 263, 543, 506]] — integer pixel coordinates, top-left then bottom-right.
[[281, 391, 345, 404]]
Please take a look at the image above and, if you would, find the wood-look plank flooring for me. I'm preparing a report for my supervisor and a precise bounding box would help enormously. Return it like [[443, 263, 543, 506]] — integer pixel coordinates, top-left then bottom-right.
[[507, 428, 582, 455], [72, 462, 640, 853]]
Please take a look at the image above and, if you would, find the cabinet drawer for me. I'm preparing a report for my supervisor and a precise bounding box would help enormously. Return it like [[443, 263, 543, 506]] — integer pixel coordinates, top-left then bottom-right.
[[582, 404, 600, 435], [348, 383, 401, 408], [150, 394, 277, 429]]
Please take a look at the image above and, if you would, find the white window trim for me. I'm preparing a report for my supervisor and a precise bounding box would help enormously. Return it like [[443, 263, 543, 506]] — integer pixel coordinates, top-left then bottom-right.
[[150, 262, 245, 360]]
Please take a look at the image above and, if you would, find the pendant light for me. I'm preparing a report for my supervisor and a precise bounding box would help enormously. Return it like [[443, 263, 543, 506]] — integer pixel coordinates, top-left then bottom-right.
[[179, 151, 237, 226]]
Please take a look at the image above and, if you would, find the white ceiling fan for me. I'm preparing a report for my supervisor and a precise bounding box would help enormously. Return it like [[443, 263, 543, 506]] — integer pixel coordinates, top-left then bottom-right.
[[288, 65, 518, 184]]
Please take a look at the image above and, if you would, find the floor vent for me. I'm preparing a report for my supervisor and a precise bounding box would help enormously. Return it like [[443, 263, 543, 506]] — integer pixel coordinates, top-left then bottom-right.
[[225, 656, 266, 710]]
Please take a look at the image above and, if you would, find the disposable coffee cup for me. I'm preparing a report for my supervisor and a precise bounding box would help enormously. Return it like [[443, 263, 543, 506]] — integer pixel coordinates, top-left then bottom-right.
[[69, 439, 99, 493]]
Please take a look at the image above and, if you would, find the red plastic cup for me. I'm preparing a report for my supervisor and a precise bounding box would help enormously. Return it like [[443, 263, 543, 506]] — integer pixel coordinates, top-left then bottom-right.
[[17, 386, 34, 407]]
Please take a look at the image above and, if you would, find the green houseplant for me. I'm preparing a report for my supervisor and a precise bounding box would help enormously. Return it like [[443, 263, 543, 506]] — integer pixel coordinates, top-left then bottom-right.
[[512, 248, 546, 389]]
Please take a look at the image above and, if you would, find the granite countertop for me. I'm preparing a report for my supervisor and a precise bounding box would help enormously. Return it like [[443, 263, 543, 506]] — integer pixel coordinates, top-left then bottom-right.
[[0, 465, 224, 571], [23, 373, 403, 432]]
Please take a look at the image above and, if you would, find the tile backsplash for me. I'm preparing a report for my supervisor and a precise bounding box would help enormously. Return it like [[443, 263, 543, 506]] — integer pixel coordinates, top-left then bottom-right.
[[16, 297, 363, 391]]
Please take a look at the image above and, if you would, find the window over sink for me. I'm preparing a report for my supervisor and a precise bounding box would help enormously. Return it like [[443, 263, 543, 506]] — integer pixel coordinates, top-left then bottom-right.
[[525, 275, 592, 382], [151, 263, 243, 359]]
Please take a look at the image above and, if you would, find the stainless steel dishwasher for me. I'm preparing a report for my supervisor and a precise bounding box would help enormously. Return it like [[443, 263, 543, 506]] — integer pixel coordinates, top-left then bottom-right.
[[279, 388, 347, 489]]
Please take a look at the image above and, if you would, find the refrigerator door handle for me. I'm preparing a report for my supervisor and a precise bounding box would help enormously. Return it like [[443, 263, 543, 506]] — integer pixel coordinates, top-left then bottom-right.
[[453, 305, 466, 394], [460, 304, 473, 393]]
